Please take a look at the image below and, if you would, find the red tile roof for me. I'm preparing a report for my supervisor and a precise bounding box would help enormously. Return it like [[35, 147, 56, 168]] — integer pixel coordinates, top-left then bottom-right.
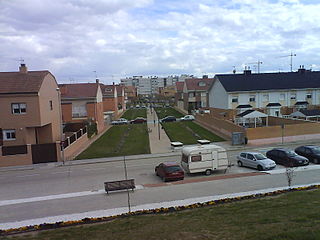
[[58, 83, 99, 98], [100, 84, 116, 97], [185, 78, 214, 91], [175, 82, 184, 92], [0, 71, 50, 94]]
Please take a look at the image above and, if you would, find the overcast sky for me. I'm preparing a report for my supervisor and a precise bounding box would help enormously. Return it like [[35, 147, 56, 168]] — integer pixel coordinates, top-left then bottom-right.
[[1, 0, 320, 84]]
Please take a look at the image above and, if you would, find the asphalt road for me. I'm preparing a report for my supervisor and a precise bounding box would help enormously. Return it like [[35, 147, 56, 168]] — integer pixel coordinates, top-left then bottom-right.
[[0, 143, 320, 225]]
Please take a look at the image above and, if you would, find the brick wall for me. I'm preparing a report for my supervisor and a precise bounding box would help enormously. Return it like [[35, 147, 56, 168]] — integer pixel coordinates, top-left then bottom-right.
[[247, 122, 320, 140], [0, 144, 33, 167], [103, 97, 118, 113], [195, 114, 244, 140]]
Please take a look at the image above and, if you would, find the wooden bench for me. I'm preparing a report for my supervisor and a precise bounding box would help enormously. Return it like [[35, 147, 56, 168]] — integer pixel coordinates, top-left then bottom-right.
[[104, 179, 135, 194]]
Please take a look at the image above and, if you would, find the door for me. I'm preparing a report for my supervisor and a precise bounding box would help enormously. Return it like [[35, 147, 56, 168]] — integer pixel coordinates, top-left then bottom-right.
[[246, 153, 256, 168]]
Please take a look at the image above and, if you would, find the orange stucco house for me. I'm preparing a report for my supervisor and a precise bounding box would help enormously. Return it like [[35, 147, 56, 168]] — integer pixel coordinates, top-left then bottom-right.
[[59, 82, 105, 134], [0, 64, 62, 167], [100, 83, 126, 119]]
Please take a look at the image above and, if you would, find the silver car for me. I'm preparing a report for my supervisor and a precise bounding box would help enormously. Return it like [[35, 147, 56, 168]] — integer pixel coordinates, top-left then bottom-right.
[[237, 152, 276, 171]]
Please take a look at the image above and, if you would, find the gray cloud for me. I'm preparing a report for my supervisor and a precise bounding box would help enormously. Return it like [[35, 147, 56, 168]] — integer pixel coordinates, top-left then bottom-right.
[[0, 0, 320, 83]]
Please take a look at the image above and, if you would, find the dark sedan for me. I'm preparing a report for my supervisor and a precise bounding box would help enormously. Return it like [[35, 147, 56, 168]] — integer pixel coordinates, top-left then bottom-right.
[[295, 145, 320, 164], [130, 117, 147, 124], [266, 148, 309, 167], [155, 162, 184, 182], [160, 116, 176, 123]]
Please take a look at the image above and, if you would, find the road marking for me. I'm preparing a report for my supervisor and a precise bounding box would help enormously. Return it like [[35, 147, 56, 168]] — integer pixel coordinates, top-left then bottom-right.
[[0, 185, 144, 207], [1, 182, 319, 230], [50, 171, 72, 175], [17, 174, 40, 178]]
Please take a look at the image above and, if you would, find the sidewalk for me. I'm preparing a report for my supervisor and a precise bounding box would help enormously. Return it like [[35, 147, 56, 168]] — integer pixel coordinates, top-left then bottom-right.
[[147, 108, 172, 153]]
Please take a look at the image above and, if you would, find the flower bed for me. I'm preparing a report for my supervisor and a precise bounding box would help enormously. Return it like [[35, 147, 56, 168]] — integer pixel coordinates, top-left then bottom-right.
[[1, 184, 319, 236]]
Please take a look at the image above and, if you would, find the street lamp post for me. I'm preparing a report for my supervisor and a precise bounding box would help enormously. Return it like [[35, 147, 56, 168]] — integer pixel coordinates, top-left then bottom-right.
[[123, 155, 131, 213]]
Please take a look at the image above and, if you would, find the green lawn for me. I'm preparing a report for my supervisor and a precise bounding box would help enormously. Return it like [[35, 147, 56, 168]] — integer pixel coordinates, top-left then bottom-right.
[[154, 107, 184, 119], [122, 109, 147, 120], [5, 189, 320, 240], [155, 107, 224, 144], [75, 124, 150, 159]]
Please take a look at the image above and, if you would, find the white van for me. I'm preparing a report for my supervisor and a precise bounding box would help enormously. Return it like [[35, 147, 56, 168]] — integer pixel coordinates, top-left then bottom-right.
[[181, 144, 228, 175]]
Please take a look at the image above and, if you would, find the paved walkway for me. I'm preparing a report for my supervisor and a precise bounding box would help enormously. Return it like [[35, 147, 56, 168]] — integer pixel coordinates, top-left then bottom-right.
[[147, 108, 172, 154]]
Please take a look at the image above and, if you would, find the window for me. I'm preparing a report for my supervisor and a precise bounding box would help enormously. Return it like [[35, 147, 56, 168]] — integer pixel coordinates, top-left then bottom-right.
[[191, 155, 201, 162], [247, 154, 254, 160], [189, 92, 195, 98], [279, 94, 285, 101], [290, 93, 296, 100], [3, 129, 16, 140], [263, 94, 269, 101], [231, 96, 238, 103], [182, 154, 189, 163], [306, 93, 312, 99], [249, 95, 255, 102], [201, 92, 206, 97], [12, 103, 26, 114], [240, 153, 246, 158], [49, 100, 53, 110], [198, 82, 206, 87]]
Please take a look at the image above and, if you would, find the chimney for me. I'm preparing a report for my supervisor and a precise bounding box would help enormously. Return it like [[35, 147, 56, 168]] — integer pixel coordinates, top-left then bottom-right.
[[19, 63, 28, 74], [96, 78, 99, 84], [243, 69, 251, 75], [298, 65, 306, 74]]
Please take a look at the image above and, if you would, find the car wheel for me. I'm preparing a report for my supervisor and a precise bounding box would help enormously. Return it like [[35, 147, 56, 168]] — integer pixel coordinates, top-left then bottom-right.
[[205, 169, 212, 176], [314, 158, 319, 164], [238, 161, 243, 167], [257, 165, 263, 171]]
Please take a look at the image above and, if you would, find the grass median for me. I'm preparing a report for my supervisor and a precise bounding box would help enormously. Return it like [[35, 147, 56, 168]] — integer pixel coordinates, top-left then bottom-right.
[[6, 189, 320, 240], [75, 124, 150, 159], [155, 107, 224, 144]]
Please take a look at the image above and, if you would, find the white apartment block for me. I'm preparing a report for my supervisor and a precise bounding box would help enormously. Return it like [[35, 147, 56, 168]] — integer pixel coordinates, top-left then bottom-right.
[[209, 68, 320, 116]]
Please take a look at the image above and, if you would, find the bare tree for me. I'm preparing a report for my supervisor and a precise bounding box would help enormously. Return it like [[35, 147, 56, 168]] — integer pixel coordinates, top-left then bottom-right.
[[285, 161, 296, 188]]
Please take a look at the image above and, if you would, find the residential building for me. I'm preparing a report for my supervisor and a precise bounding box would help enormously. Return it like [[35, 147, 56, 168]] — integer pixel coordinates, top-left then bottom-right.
[[59, 82, 105, 133], [175, 81, 185, 109], [116, 85, 126, 112], [0, 64, 62, 167], [208, 67, 320, 116], [183, 78, 214, 111], [100, 84, 118, 114], [125, 86, 137, 99], [120, 74, 192, 97], [159, 85, 176, 97]]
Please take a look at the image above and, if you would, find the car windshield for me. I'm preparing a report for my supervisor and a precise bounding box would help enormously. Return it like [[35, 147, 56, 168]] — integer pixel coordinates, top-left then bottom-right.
[[287, 151, 297, 157], [255, 154, 267, 160], [166, 166, 181, 173], [311, 147, 320, 154]]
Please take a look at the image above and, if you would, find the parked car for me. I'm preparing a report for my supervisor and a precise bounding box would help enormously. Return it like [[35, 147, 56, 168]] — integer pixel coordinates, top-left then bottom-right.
[[180, 115, 195, 121], [295, 145, 320, 164], [111, 118, 128, 125], [237, 152, 276, 171], [155, 162, 184, 182], [266, 148, 309, 167], [160, 116, 176, 122], [130, 117, 147, 124]]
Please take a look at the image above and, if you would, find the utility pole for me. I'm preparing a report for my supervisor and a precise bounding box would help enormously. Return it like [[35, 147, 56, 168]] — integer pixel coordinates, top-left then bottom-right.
[[278, 52, 296, 72]]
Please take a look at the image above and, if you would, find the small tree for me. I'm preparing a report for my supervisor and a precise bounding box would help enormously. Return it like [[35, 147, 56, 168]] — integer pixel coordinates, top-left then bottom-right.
[[285, 161, 296, 188]]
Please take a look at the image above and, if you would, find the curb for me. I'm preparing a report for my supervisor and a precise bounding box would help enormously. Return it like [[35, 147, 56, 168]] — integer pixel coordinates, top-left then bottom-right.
[[1, 183, 319, 235]]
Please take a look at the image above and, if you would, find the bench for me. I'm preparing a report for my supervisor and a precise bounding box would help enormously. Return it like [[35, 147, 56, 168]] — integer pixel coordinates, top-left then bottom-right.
[[171, 141, 183, 150], [104, 179, 135, 194]]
